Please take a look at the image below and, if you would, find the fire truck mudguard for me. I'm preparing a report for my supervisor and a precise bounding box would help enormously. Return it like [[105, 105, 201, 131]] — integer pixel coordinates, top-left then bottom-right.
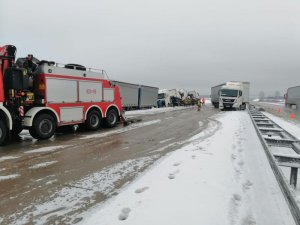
[[22, 107, 60, 128], [0, 103, 13, 130]]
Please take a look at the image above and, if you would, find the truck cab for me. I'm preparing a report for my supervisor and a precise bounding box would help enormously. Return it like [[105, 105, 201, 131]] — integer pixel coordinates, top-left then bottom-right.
[[157, 89, 170, 107], [219, 82, 246, 110]]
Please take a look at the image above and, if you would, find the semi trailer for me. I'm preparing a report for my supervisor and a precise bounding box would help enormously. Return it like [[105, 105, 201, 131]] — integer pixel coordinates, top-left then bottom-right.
[[0, 45, 123, 145], [284, 86, 300, 110], [111, 80, 158, 110]]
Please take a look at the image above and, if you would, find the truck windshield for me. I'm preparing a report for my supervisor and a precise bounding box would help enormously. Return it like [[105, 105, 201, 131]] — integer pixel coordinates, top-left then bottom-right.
[[220, 89, 238, 97], [158, 93, 166, 99]]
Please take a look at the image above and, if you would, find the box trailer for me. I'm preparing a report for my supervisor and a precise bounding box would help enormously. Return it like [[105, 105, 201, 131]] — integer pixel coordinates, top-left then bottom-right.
[[111, 81, 139, 109], [112, 81, 158, 110], [211, 83, 225, 108], [139, 85, 159, 108], [285, 86, 300, 110]]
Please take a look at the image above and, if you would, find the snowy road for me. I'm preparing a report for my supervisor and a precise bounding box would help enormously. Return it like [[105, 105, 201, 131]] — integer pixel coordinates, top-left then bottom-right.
[[82, 111, 296, 225], [0, 105, 298, 225], [0, 106, 219, 225]]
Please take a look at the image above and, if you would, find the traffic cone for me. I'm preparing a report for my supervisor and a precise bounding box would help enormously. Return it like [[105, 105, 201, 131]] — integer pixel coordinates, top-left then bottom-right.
[[290, 114, 295, 119], [277, 108, 281, 113]]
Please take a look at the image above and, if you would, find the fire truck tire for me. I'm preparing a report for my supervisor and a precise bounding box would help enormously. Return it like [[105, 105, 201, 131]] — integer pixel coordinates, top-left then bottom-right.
[[29, 114, 56, 140], [85, 110, 101, 130], [104, 109, 118, 128], [0, 120, 8, 146]]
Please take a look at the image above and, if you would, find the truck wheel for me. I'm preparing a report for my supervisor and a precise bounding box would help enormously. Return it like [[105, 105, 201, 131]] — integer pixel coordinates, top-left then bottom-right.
[[104, 109, 118, 128], [85, 110, 101, 130], [0, 120, 8, 146], [29, 114, 56, 140]]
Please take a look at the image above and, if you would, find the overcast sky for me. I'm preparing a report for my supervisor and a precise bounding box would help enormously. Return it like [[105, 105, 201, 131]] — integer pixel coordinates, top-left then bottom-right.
[[1, 0, 299, 97]]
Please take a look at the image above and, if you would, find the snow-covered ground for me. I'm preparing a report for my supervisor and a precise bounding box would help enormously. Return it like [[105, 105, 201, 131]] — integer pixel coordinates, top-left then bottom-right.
[[263, 112, 300, 139], [81, 111, 296, 225], [125, 100, 211, 116], [125, 106, 193, 116]]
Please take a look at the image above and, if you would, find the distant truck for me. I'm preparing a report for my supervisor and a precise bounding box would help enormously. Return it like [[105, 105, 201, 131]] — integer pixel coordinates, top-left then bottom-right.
[[284, 86, 300, 110], [211, 81, 250, 110], [157, 89, 181, 107], [111, 81, 158, 110]]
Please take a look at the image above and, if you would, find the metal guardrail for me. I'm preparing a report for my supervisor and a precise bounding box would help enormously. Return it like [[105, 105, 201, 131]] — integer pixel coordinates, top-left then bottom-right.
[[248, 105, 300, 225]]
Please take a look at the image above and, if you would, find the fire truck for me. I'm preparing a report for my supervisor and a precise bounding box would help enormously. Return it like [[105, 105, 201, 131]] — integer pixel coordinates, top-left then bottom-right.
[[0, 45, 123, 145]]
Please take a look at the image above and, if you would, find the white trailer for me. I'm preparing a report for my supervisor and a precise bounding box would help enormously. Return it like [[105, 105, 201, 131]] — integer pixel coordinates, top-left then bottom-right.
[[139, 85, 159, 108], [211, 83, 225, 108], [111, 81, 139, 109], [285, 86, 300, 110], [112, 81, 158, 110]]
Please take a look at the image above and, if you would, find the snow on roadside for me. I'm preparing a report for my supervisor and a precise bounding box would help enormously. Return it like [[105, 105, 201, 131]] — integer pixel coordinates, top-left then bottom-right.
[[125, 100, 212, 117], [80, 119, 161, 139], [9, 156, 160, 225], [0, 156, 19, 162], [28, 161, 58, 169], [263, 112, 300, 139], [0, 174, 20, 181], [24, 145, 68, 154], [125, 106, 192, 116], [81, 111, 295, 225]]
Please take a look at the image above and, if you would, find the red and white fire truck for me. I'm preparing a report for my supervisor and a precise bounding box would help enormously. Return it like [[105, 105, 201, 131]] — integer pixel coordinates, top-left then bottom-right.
[[0, 45, 123, 145]]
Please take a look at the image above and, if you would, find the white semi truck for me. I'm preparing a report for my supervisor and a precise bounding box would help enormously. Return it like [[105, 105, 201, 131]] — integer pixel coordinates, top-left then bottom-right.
[[157, 89, 181, 107], [211, 81, 250, 110]]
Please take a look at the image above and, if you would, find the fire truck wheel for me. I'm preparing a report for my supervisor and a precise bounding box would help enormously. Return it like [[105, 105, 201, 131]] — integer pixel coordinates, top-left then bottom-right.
[[105, 109, 118, 128], [0, 120, 8, 145], [86, 110, 101, 130], [30, 114, 56, 140]]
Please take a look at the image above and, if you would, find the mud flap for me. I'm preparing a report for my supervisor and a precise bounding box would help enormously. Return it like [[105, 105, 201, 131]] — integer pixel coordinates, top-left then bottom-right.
[[120, 111, 129, 126], [120, 110, 142, 126]]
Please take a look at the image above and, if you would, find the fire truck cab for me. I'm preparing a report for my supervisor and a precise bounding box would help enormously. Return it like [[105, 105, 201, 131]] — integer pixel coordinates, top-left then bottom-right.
[[0, 45, 123, 145]]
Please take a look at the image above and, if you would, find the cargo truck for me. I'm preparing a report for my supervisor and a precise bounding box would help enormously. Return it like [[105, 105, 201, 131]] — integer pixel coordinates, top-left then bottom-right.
[[211, 81, 250, 110], [157, 89, 182, 107], [284, 86, 300, 110]]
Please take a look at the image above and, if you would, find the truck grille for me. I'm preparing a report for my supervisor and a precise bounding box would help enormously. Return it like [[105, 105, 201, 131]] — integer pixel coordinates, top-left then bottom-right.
[[222, 99, 235, 103]]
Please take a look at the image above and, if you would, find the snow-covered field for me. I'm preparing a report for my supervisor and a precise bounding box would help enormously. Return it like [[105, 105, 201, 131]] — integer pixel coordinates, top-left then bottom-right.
[[81, 111, 296, 225]]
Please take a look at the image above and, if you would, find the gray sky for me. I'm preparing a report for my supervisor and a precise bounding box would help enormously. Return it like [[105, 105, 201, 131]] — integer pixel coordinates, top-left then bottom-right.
[[1, 0, 300, 97]]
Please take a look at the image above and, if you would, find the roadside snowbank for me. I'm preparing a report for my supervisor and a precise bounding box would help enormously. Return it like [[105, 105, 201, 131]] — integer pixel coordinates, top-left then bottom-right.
[[125, 106, 192, 116], [263, 112, 300, 139], [82, 112, 295, 225]]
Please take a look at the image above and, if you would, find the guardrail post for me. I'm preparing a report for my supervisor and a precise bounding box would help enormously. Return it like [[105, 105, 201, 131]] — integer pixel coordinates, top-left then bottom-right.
[[290, 167, 298, 189]]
